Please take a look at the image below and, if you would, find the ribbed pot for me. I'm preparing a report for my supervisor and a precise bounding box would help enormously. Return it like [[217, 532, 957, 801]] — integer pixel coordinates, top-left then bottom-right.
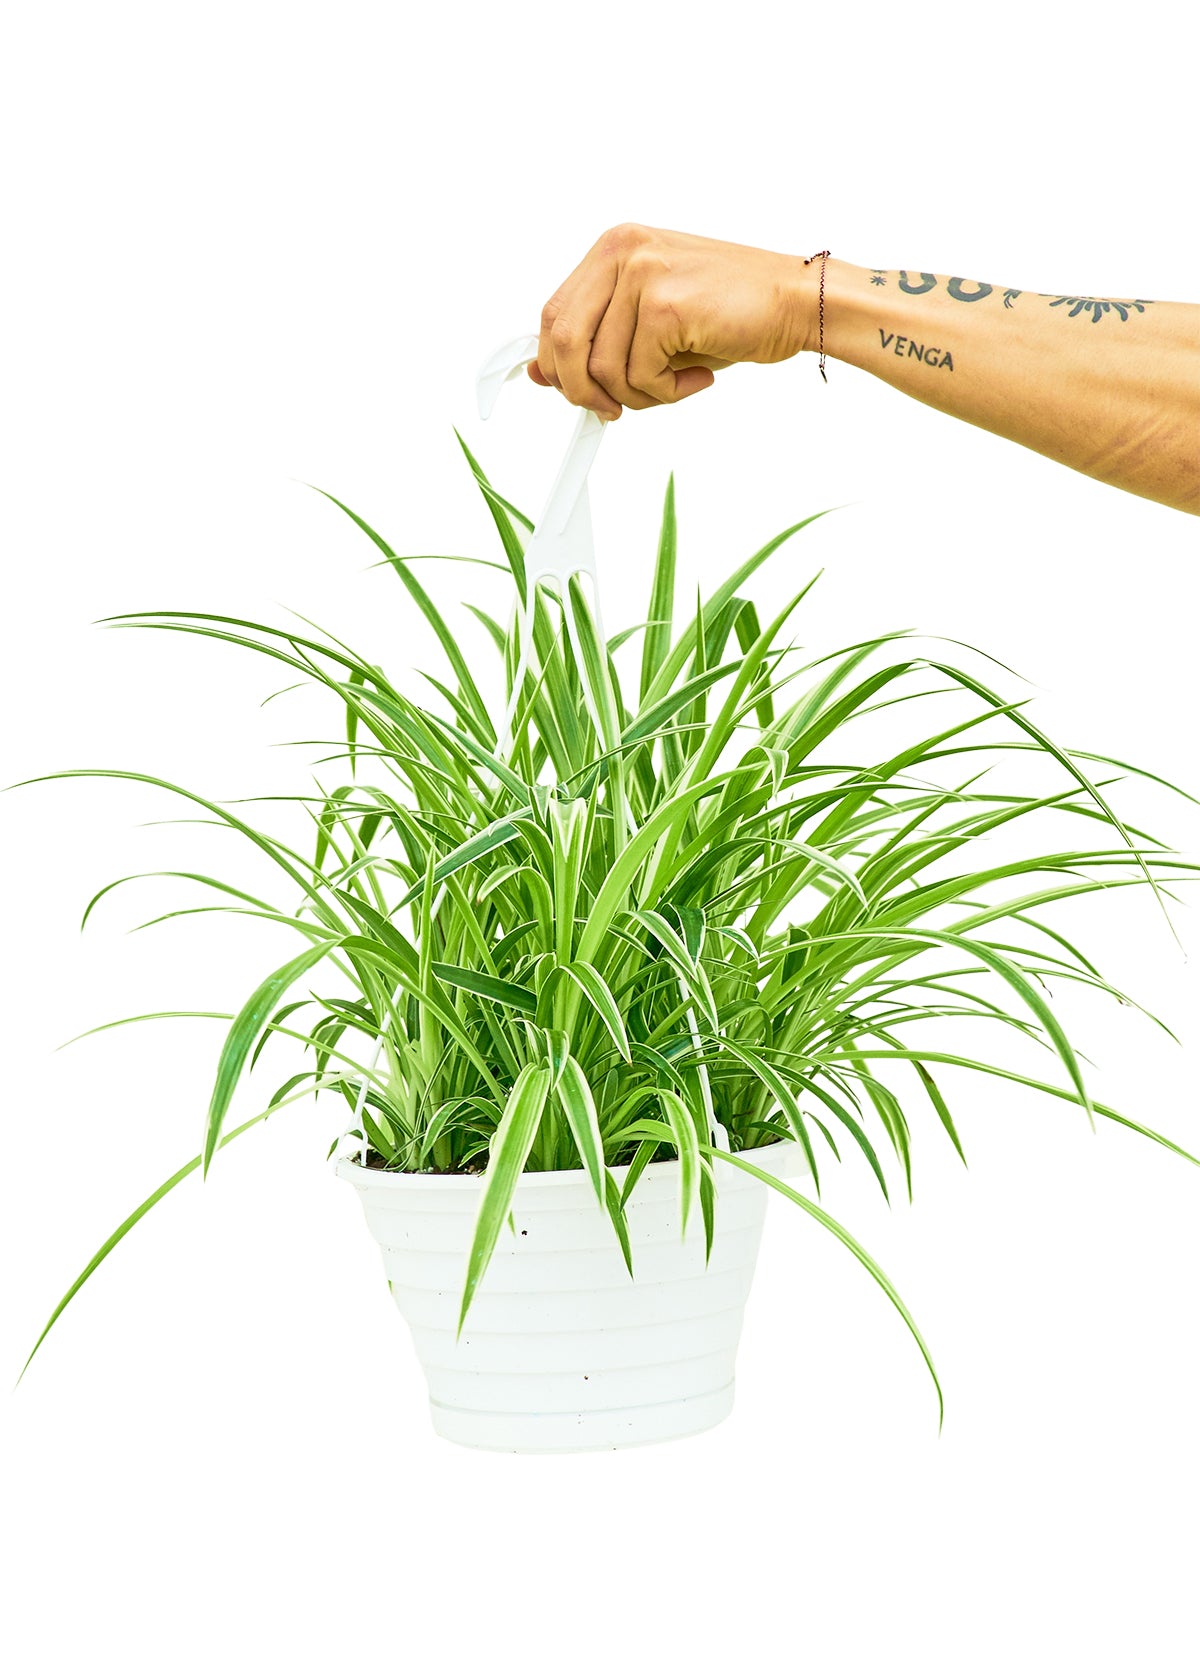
[[336, 1139, 804, 1453]]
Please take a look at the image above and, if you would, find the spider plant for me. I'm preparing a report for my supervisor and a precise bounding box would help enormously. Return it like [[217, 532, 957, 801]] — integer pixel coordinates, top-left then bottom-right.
[[19, 439, 1199, 1419]]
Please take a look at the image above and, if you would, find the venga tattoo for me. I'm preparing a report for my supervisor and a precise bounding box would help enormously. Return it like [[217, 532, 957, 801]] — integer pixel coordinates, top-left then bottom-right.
[[877, 328, 954, 371]]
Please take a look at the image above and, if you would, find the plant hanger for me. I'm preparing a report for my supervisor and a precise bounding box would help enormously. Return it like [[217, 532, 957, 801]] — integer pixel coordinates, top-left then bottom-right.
[[475, 340, 722, 1152], [343, 338, 614, 1164], [475, 334, 611, 760], [477, 339, 725, 1152]]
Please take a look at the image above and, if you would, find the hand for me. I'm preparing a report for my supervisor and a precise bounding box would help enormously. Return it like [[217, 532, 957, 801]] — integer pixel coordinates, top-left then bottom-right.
[[528, 223, 814, 419]]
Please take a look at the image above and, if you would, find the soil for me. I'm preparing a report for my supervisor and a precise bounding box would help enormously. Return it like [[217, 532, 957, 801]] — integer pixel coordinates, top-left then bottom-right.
[[359, 1150, 486, 1175]]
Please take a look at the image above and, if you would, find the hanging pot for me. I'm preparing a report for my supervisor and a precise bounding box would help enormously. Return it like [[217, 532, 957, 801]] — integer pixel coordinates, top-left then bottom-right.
[[337, 1138, 804, 1453]]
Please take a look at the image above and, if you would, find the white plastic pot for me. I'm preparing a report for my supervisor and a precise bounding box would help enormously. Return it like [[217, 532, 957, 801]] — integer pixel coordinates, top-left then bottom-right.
[[336, 1138, 805, 1453]]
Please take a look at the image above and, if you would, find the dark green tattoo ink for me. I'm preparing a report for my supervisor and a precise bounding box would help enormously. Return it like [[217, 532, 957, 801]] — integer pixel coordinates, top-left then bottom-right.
[[947, 277, 993, 302], [880, 271, 1150, 325], [1040, 295, 1152, 323]]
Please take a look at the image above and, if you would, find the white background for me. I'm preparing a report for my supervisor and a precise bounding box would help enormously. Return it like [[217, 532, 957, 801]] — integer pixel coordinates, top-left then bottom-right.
[[2, 3, 1198, 1676]]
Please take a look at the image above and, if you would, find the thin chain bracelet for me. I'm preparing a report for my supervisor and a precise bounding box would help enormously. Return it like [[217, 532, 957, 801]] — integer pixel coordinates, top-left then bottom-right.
[[804, 249, 831, 382]]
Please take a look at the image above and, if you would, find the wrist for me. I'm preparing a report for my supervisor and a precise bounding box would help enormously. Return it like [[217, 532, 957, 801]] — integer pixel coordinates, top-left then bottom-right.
[[780, 254, 869, 363]]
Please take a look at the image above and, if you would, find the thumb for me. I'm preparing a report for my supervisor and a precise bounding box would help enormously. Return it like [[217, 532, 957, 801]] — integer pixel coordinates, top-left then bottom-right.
[[672, 366, 716, 400]]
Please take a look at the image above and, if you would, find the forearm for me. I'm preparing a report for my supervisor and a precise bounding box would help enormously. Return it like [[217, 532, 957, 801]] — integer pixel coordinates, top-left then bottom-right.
[[794, 258, 1200, 514]]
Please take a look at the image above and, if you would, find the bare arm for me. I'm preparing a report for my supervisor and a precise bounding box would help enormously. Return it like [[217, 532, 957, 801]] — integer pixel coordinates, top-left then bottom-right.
[[529, 225, 1200, 516]]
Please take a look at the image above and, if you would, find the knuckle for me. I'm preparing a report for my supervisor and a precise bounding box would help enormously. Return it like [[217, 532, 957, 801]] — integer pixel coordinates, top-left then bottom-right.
[[588, 354, 621, 386], [637, 282, 677, 321], [628, 357, 670, 402], [602, 220, 648, 254], [550, 315, 576, 350], [540, 297, 561, 332], [637, 375, 672, 403]]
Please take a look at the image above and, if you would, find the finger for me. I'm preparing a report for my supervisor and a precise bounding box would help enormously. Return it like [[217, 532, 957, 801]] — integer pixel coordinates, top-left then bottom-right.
[[546, 278, 625, 421], [673, 366, 717, 400], [627, 298, 717, 405], [526, 362, 553, 387], [587, 282, 656, 411], [536, 295, 563, 389], [537, 274, 609, 391], [536, 246, 604, 394]]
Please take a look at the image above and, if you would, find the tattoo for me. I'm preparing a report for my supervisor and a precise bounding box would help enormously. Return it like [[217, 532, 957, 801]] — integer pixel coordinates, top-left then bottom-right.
[[1039, 294, 1152, 323], [870, 271, 1154, 324], [947, 277, 992, 302], [878, 328, 954, 371]]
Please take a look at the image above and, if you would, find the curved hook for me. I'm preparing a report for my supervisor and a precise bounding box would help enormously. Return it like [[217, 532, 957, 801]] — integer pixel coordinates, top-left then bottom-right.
[[476, 334, 541, 422], [475, 335, 608, 548], [474, 334, 615, 765]]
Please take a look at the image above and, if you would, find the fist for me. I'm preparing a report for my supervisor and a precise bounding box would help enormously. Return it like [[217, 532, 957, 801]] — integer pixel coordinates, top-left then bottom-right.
[[528, 223, 814, 420]]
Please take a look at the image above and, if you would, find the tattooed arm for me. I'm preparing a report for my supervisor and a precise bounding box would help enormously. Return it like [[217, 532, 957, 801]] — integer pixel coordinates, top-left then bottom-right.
[[529, 224, 1200, 515]]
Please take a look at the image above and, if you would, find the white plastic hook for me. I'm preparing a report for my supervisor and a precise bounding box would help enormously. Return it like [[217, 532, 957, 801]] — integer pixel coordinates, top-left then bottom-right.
[[475, 336, 611, 759], [476, 335, 541, 422]]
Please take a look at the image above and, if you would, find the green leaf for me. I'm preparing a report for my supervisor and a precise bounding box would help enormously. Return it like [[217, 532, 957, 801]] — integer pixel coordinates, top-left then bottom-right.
[[657, 1087, 701, 1236], [15, 770, 344, 921], [367, 538, 492, 738], [603, 1171, 635, 1275], [813, 924, 1096, 1128], [719, 1038, 821, 1192], [57, 1010, 233, 1051], [431, 963, 538, 1014], [618, 1140, 661, 1210], [713, 1146, 944, 1431], [568, 576, 622, 753], [558, 960, 632, 1062], [544, 1028, 571, 1091], [81, 871, 275, 932], [623, 658, 744, 748], [630, 907, 720, 1031], [640, 474, 677, 707], [642, 511, 830, 710], [19, 1079, 334, 1381], [556, 1055, 605, 1205], [395, 811, 528, 910], [459, 1064, 552, 1330], [205, 941, 339, 1174], [913, 1059, 968, 1166], [842, 1049, 1200, 1169]]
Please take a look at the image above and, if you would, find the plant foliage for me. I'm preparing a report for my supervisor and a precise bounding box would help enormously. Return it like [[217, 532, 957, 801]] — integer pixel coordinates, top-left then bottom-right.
[[20, 444, 1200, 1414]]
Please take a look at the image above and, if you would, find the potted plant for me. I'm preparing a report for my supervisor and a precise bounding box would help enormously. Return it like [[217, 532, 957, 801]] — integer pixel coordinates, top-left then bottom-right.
[[18, 440, 1198, 1452]]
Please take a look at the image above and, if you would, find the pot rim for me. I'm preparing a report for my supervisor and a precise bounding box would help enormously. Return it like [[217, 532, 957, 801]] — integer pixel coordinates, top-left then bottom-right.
[[334, 1134, 801, 1190]]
